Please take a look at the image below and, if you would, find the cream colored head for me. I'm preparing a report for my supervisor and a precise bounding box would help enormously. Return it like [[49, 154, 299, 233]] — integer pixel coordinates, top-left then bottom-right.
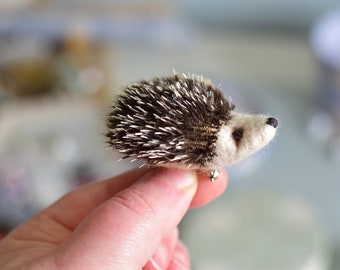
[[208, 111, 278, 169]]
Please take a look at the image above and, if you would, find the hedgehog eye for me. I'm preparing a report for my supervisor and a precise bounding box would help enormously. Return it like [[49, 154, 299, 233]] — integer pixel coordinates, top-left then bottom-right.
[[232, 128, 243, 144]]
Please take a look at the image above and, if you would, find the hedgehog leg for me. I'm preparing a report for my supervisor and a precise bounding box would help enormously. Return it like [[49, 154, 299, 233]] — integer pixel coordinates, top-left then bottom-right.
[[209, 170, 220, 182]]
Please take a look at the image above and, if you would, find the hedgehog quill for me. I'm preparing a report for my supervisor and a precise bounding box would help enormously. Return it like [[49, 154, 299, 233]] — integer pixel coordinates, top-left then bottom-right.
[[106, 73, 278, 181]]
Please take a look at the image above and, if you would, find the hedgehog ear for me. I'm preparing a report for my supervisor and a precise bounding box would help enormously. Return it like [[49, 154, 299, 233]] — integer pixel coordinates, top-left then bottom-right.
[[228, 96, 235, 110], [229, 100, 235, 110]]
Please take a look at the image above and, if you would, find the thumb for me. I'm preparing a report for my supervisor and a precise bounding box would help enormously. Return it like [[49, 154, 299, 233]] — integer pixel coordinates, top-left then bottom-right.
[[51, 168, 198, 269]]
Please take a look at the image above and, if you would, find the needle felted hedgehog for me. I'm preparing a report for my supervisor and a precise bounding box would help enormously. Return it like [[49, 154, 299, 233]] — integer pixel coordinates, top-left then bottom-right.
[[106, 73, 278, 181]]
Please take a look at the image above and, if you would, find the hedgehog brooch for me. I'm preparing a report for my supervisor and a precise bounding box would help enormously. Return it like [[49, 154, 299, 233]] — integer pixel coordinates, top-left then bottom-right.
[[106, 73, 278, 181]]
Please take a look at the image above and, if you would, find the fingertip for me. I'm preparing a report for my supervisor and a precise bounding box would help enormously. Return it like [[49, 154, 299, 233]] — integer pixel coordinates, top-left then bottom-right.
[[190, 169, 228, 208], [145, 167, 198, 193]]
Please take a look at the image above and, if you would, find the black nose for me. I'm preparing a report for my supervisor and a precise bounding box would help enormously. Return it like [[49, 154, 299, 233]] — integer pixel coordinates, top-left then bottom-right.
[[266, 117, 278, 128]]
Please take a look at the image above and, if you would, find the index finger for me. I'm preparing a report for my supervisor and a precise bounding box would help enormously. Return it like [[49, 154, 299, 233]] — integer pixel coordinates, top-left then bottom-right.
[[39, 167, 228, 232]]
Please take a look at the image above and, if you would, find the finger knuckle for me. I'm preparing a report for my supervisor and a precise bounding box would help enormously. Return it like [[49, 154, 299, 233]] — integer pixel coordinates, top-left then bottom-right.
[[113, 187, 157, 220]]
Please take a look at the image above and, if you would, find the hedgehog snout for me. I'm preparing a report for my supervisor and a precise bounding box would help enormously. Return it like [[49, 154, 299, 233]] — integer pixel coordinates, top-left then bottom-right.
[[266, 117, 279, 128]]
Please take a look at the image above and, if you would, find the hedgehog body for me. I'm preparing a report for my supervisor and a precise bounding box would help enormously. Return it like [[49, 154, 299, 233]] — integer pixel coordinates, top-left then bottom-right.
[[106, 74, 278, 176]]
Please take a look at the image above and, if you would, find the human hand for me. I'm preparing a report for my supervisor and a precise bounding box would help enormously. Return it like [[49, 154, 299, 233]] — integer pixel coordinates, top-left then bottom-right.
[[0, 167, 227, 269]]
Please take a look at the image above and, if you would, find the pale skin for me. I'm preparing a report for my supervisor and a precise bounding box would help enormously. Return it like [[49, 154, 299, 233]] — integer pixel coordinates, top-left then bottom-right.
[[0, 167, 227, 269]]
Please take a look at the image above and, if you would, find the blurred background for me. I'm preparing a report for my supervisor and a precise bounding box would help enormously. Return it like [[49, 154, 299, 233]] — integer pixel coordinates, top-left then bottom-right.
[[0, 0, 340, 269]]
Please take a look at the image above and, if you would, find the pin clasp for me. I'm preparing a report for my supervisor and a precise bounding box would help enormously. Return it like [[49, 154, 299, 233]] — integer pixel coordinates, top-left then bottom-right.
[[209, 170, 220, 181]]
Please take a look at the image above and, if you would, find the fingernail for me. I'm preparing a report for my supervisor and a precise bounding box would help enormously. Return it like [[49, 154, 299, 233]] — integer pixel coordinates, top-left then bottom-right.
[[173, 255, 187, 269], [150, 243, 168, 270], [172, 247, 189, 270]]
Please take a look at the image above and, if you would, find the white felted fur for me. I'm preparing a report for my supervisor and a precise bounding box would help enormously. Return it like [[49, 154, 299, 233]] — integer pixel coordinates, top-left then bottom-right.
[[208, 111, 277, 169]]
